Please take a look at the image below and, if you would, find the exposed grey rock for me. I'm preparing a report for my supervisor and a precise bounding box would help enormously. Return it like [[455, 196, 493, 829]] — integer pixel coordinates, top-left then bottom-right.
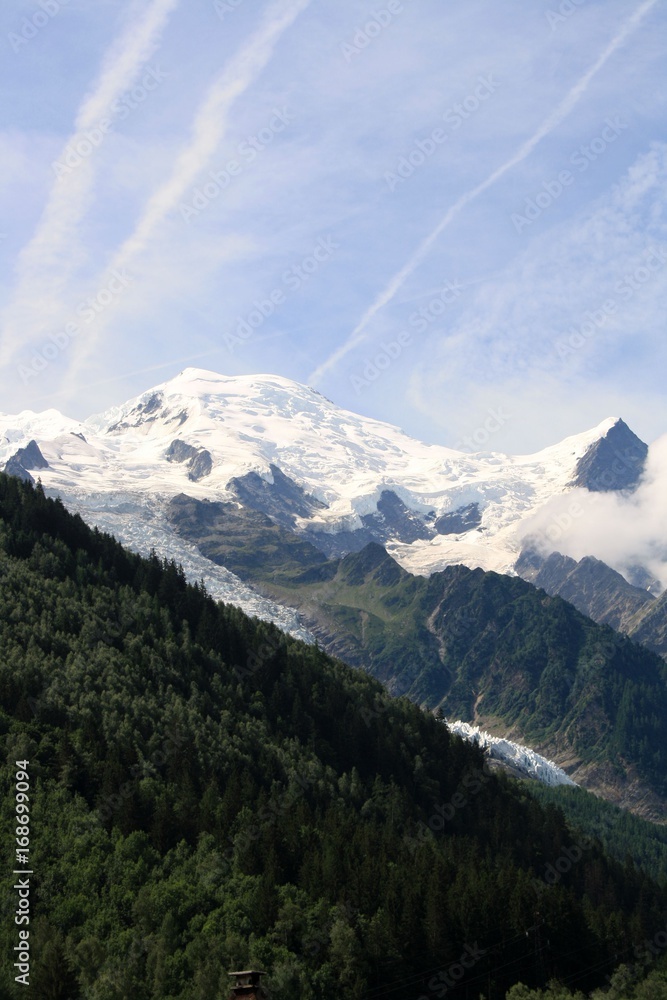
[[303, 490, 438, 556], [303, 527, 376, 558], [165, 439, 213, 481], [109, 393, 164, 433], [136, 392, 163, 416], [3, 456, 34, 483], [516, 548, 667, 659], [187, 450, 212, 482], [627, 590, 667, 658], [166, 492, 326, 575], [624, 564, 663, 598], [572, 419, 648, 492], [515, 549, 654, 633], [166, 439, 199, 464], [361, 489, 434, 544], [434, 502, 482, 535], [3, 439, 48, 483], [14, 439, 48, 470], [228, 463, 328, 529]]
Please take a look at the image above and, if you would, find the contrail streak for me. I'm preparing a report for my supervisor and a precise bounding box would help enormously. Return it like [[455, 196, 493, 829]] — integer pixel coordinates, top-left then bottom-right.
[[0, 0, 179, 368], [308, 0, 658, 385], [62, 0, 312, 393]]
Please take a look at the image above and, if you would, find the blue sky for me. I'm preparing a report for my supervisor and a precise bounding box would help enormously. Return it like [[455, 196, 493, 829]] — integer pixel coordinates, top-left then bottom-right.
[[0, 0, 666, 452]]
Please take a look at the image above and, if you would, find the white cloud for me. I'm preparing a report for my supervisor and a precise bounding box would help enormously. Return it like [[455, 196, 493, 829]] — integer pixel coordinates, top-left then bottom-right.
[[60, 0, 313, 397], [401, 142, 667, 450], [0, 0, 180, 368], [308, 0, 660, 386], [1, 0, 665, 450], [519, 433, 667, 588]]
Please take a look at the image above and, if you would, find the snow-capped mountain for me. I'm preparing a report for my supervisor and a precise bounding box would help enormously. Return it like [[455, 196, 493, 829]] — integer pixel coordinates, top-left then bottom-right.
[[3, 368, 664, 804], [0, 367, 651, 589]]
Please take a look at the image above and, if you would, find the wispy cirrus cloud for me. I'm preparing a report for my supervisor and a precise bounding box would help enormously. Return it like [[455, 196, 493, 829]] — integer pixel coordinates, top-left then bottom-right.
[[0, 0, 180, 369], [1, 0, 665, 453], [61, 0, 313, 398], [308, 0, 659, 386], [404, 142, 667, 452]]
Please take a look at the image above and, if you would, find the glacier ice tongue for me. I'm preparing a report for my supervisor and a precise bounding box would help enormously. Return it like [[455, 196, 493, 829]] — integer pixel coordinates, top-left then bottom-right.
[[447, 720, 577, 787]]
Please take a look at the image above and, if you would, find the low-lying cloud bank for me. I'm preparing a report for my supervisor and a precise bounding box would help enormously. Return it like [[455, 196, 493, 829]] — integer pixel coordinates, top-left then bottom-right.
[[519, 432, 667, 590]]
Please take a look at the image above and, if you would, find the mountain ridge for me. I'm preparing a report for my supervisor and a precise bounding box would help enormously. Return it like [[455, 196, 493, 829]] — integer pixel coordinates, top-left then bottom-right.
[[1, 470, 665, 999], [3, 369, 666, 818], [0, 368, 650, 585], [164, 491, 667, 819], [516, 549, 667, 658]]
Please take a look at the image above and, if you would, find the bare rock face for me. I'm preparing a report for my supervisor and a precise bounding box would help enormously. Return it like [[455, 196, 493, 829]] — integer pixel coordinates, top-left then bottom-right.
[[3, 457, 34, 483], [515, 549, 655, 632], [434, 502, 482, 535], [3, 439, 49, 483], [165, 439, 213, 481], [228, 463, 328, 529], [572, 418, 647, 492], [516, 548, 667, 660]]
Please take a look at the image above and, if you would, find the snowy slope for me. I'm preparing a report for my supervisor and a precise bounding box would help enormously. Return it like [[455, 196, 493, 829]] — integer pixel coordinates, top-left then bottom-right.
[[58, 491, 316, 644], [0, 370, 652, 790], [447, 721, 577, 787], [0, 368, 625, 580]]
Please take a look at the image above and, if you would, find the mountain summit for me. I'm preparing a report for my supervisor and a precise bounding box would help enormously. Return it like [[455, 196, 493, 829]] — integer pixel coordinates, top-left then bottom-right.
[[0, 369, 650, 586], [572, 417, 648, 492]]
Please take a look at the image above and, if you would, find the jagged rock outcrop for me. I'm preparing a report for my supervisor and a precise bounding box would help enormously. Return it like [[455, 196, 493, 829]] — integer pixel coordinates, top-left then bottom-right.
[[572, 418, 647, 492], [3, 439, 49, 483]]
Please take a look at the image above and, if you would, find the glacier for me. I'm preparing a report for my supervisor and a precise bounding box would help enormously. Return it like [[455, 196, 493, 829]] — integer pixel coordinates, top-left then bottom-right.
[[0, 367, 628, 579], [447, 720, 577, 787]]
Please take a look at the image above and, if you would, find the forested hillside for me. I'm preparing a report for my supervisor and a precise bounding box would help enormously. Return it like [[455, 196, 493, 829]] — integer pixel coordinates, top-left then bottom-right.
[[526, 783, 667, 884], [0, 474, 665, 999], [167, 496, 667, 817]]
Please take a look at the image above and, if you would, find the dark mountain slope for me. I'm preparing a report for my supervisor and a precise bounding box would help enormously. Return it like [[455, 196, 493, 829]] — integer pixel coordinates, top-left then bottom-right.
[[571, 417, 648, 492], [0, 474, 665, 999], [629, 589, 667, 658], [166, 494, 667, 818], [526, 781, 667, 884], [516, 550, 655, 633], [516, 548, 667, 660]]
